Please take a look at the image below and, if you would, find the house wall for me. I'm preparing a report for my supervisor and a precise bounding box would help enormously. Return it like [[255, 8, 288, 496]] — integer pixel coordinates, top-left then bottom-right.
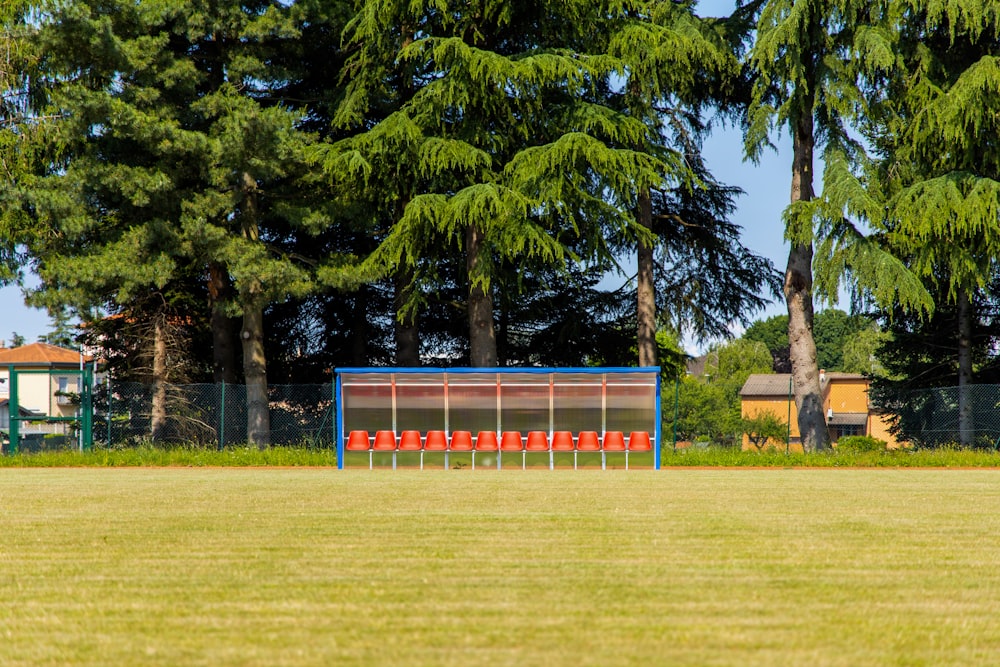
[[824, 380, 870, 414], [741, 396, 801, 452], [868, 413, 903, 449], [0, 368, 80, 416]]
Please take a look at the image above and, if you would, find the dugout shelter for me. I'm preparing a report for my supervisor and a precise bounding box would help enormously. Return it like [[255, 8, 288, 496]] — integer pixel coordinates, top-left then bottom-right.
[[335, 367, 661, 470]]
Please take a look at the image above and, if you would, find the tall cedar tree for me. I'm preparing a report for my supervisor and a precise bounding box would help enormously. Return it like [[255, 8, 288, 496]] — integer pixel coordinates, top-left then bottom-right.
[[321, 0, 740, 367], [744, 0, 906, 451], [22, 0, 325, 446], [859, 0, 1000, 444], [0, 0, 39, 285], [869, 273, 1000, 447]]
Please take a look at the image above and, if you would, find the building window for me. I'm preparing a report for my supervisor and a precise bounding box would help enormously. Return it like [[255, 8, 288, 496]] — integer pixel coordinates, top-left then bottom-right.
[[838, 424, 865, 438], [56, 377, 78, 405]]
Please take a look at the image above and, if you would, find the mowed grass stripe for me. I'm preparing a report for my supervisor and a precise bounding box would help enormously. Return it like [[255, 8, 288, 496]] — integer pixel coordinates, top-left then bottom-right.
[[1, 469, 1000, 666]]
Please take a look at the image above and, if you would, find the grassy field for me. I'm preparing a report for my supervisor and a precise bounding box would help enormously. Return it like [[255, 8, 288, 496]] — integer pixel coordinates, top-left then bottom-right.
[[2, 469, 1000, 666]]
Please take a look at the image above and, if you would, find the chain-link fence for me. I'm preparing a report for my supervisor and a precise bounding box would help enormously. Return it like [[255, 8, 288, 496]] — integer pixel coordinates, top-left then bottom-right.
[[874, 384, 1000, 449], [20, 375, 1000, 452], [93, 381, 336, 449]]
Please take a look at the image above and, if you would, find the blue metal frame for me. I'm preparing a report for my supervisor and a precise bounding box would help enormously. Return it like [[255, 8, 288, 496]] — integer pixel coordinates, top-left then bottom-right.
[[334, 367, 662, 470], [335, 367, 660, 375], [336, 372, 345, 470]]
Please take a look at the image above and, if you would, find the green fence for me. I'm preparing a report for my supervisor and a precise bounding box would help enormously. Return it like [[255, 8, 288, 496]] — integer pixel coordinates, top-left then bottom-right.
[[93, 381, 336, 449], [873, 384, 1000, 449]]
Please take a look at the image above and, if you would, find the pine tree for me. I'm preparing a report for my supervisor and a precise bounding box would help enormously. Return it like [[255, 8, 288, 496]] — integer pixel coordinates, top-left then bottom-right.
[[743, 0, 904, 451], [20, 0, 333, 446], [823, 0, 1000, 444], [0, 0, 38, 285]]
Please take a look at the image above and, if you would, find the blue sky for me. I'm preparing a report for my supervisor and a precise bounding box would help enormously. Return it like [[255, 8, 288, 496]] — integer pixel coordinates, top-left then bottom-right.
[[0, 0, 796, 348]]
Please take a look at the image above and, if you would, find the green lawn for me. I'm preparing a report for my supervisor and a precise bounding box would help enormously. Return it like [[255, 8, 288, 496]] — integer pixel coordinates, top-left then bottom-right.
[[2, 469, 1000, 666]]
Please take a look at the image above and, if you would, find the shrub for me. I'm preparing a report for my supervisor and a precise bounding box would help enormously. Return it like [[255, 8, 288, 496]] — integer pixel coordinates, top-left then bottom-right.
[[836, 435, 887, 453]]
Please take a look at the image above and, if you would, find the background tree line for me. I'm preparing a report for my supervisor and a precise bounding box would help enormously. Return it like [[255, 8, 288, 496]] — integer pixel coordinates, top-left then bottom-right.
[[2, 0, 999, 448]]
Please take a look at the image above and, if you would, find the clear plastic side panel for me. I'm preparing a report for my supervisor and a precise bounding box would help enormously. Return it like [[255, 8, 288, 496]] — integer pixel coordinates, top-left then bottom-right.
[[605, 373, 657, 436], [448, 373, 499, 434], [553, 373, 604, 433], [341, 373, 393, 434], [499, 373, 551, 433], [395, 373, 446, 432]]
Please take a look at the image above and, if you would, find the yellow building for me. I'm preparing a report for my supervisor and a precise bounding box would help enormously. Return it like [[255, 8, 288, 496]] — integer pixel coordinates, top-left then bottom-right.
[[740, 371, 900, 451]]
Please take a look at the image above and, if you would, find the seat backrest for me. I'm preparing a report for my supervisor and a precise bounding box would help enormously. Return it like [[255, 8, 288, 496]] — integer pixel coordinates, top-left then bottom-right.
[[373, 430, 397, 451], [551, 431, 574, 451], [450, 430, 474, 451], [526, 431, 549, 451], [603, 431, 626, 451], [424, 430, 448, 451], [500, 431, 523, 451], [398, 430, 422, 451], [628, 431, 652, 451], [346, 430, 370, 451], [475, 431, 499, 451], [577, 431, 601, 451]]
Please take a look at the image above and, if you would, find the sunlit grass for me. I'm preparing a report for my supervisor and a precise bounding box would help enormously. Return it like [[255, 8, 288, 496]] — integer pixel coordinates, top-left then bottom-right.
[[2, 469, 1000, 666], [5, 443, 1000, 468]]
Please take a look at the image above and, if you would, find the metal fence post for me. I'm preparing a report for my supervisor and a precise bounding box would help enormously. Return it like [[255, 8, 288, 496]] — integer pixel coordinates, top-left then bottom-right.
[[786, 375, 792, 455], [218, 379, 226, 451], [672, 378, 679, 452], [107, 375, 113, 449]]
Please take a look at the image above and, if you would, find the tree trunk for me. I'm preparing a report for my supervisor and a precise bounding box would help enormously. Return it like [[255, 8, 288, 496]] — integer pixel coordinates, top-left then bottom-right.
[[208, 263, 239, 383], [240, 171, 270, 448], [351, 287, 368, 365], [957, 287, 973, 446], [394, 269, 420, 366], [786, 109, 829, 452], [466, 223, 497, 367], [636, 189, 657, 367], [242, 302, 270, 448], [150, 312, 167, 442]]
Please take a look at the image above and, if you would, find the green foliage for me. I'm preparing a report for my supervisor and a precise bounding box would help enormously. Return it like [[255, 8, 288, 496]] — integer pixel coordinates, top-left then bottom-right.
[[741, 410, 788, 451], [743, 309, 877, 372], [841, 326, 891, 376], [673, 338, 772, 446], [742, 315, 789, 355], [835, 435, 887, 452]]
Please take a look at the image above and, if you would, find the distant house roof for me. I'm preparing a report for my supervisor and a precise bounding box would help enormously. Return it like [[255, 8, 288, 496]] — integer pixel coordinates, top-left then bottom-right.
[[741, 374, 793, 397], [0, 342, 92, 367], [0, 399, 45, 417], [740, 372, 868, 397], [827, 412, 868, 426]]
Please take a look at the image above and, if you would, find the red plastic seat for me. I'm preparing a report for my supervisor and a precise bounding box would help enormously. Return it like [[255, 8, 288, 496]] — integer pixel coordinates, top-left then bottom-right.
[[500, 431, 523, 451], [603, 431, 626, 451], [501, 431, 524, 470], [450, 431, 474, 451], [372, 430, 398, 470], [424, 431, 448, 451], [576, 431, 601, 451], [551, 431, 574, 451], [346, 429, 373, 469], [526, 431, 549, 451], [475, 431, 499, 451], [373, 430, 397, 451], [628, 431, 652, 452], [398, 430, 422, 451], [346, 430, 370, 451], [475, 431, 499, 471]]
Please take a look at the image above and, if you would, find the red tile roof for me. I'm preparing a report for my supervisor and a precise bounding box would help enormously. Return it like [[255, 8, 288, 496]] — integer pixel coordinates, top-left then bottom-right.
[[0, 342, 92, 366]]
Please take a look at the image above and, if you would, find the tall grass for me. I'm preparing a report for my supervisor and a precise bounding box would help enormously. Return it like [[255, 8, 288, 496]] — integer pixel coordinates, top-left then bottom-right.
[[661, 445, 1000, 467], [0, 444, 339, 467], [4, 443, 1000, 467]]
